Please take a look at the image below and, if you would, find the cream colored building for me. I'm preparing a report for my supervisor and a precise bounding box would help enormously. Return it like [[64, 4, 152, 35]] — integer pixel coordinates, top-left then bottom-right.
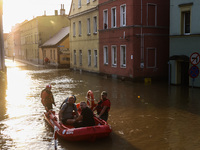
[[20, 13, 70, 64], [69, 0, 99, 72]]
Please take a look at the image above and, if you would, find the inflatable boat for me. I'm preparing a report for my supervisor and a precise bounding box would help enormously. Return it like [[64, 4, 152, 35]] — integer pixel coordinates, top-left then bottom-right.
[[44, 109, 112, 141]]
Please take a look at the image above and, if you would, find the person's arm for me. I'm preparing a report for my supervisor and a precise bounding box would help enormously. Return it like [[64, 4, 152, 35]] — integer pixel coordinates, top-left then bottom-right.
[[59, 110, 63, 121], [98, 106, 108, 118], [75, 115, 83, 122]]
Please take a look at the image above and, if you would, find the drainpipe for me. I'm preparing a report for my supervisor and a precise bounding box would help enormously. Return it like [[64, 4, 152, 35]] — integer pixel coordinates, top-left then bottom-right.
[[140, 0, 144, 68], [168, 61, 171, 85]]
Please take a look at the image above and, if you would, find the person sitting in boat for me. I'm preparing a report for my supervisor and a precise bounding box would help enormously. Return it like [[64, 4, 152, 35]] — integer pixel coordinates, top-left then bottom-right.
[[59, 96, 79, 125], [73, 101, 95, 128], [41, 84, 56, 112], [93, 91, 111, 121], [60, 95, 76, 109]]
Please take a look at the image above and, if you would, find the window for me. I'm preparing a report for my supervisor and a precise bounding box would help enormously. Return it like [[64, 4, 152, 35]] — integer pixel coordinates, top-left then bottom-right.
[[103, 10, 108, 29], [87, 18, 91, 35], [74, 50, 76, 65], [104, 46, 108, 65], [182, 11, 190, 35], [73, 22, 76, 37], [78, 0, 81, 8], [120, 4, 126, 26], [111, 7, 116, 28], [53, 50, 55, 60], [88, 50, 91, 66], [93, 16, 97, 33], [79, 21, 82, 36], [79, 50, 82, 66], [94, 50, 98, 67], [87, 0, 90, 4], [147, 48, 156, 68], [120, 45, 126, 67], [50, 49, 52, 59], [147, 4, 157, 26], [179, 3, 192, 35], [111, 46, 117, 67]]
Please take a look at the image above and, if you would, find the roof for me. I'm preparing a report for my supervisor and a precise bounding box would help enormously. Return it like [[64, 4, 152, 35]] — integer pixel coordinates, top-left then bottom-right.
[[41, 26, 70, 47]]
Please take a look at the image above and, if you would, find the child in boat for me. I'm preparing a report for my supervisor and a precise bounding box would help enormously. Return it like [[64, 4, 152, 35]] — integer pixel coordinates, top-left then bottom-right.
[[59, 96, 79, 125]]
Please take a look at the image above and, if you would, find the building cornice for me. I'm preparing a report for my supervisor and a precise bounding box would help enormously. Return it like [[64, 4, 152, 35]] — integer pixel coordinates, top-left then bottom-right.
[[69, 6, 98, 19], [170, 34, 200, 38]]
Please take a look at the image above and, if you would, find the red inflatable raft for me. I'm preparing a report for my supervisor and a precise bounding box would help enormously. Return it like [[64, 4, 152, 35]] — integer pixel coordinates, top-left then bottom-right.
[[44, 108, 112, 142]]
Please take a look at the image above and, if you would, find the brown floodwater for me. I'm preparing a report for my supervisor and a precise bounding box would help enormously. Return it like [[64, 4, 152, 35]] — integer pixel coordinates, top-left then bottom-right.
[[1, 59, 200, 150]]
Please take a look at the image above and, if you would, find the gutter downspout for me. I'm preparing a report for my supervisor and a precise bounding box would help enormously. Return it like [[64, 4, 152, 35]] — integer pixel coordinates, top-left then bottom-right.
[[140, 0, 144, 68]]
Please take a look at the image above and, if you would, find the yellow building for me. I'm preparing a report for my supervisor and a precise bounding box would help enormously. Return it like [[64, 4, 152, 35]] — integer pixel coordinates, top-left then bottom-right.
[[4, 32, 14, 57], [69, 0, 99, 72], [40, 26, 70, 67], [20, 13, 70, 64]]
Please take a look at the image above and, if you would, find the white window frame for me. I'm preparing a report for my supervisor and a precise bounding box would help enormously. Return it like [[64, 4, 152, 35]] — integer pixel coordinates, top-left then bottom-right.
[[74, 50, 76, 65], [73, 22, 76, 37], [93, 16, 97, 34], [78, 0, 81, 8], [87, 18, 91, 35], [79, 21, 82, 36], [103, 9, 108, 29], [111, 7, 117, 28], [146, 48, 157, 68], [111, 45, 117, 67], [88, 50, 91, 66], [120, 4, 126, 26], [104, 46, 108, 65], [183, 11, 190, 35], [94, 50, 98, 67], [79, 50, 82, 66], [120, 45, 126, 68]]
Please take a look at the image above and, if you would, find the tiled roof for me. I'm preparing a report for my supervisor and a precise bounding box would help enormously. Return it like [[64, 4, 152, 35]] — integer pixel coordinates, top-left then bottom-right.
[[41, 26, 70, 47]]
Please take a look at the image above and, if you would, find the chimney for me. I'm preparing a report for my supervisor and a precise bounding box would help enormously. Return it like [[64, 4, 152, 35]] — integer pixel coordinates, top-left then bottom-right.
[[60, 4, 65, 15], [55, 10, 58, 16]]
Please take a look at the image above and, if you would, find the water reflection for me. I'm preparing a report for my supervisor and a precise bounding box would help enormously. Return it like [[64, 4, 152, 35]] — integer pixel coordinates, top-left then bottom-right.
[[1, 59, 200, 149]]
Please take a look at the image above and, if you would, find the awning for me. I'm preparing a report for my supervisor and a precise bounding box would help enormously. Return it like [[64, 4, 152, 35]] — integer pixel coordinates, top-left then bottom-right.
[[169, 55, 189, 61]]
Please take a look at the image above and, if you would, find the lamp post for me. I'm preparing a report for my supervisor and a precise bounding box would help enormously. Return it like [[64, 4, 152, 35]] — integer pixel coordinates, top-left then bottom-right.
[[0, 0, 5, 71]]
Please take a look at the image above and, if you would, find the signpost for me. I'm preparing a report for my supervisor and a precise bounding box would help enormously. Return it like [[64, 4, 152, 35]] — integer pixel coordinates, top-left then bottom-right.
[[189, 52, 200, 87]]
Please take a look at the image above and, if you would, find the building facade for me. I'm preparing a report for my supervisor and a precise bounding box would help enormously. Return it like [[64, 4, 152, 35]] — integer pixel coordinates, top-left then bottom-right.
[[99, 0, 169, 80], [20, 14, 70, 64], [69, 0, 99, 72], [169, 0, 200, 87], [39, 27, 70, 67]]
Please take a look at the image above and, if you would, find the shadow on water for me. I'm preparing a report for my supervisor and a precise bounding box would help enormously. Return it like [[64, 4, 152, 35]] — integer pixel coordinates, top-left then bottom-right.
[[57, 132, 139, 150]]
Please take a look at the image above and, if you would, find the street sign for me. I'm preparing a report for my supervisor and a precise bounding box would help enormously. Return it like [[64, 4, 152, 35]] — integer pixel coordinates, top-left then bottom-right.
[[190, 52, 200, 65], [189, 65, 199, 78]]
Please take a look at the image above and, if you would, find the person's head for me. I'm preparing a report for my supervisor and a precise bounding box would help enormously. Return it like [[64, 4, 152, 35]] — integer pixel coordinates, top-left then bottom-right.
[[101, 91, 107, 100], [80, 101, 87, 110], [46, 85, 51, 90], [68, 96, 75, 104]]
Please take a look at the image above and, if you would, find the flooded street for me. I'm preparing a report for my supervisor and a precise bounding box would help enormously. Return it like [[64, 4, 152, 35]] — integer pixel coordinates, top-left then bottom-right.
[[1, 59, 200, 150]]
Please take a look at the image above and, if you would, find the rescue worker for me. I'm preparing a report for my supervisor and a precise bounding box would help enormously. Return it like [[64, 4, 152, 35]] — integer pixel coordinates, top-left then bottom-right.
[[93, 91, 111, 121], [41, 85, 56, 112], [73, 101, 95, 128], [59, 96, 79, 125]]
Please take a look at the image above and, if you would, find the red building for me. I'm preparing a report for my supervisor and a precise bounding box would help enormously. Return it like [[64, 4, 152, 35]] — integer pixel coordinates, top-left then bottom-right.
[[99, 0, 169, 80]]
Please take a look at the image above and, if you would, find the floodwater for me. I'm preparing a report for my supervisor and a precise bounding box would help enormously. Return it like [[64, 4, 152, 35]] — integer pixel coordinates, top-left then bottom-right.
[[1, 59, 200, 150]]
